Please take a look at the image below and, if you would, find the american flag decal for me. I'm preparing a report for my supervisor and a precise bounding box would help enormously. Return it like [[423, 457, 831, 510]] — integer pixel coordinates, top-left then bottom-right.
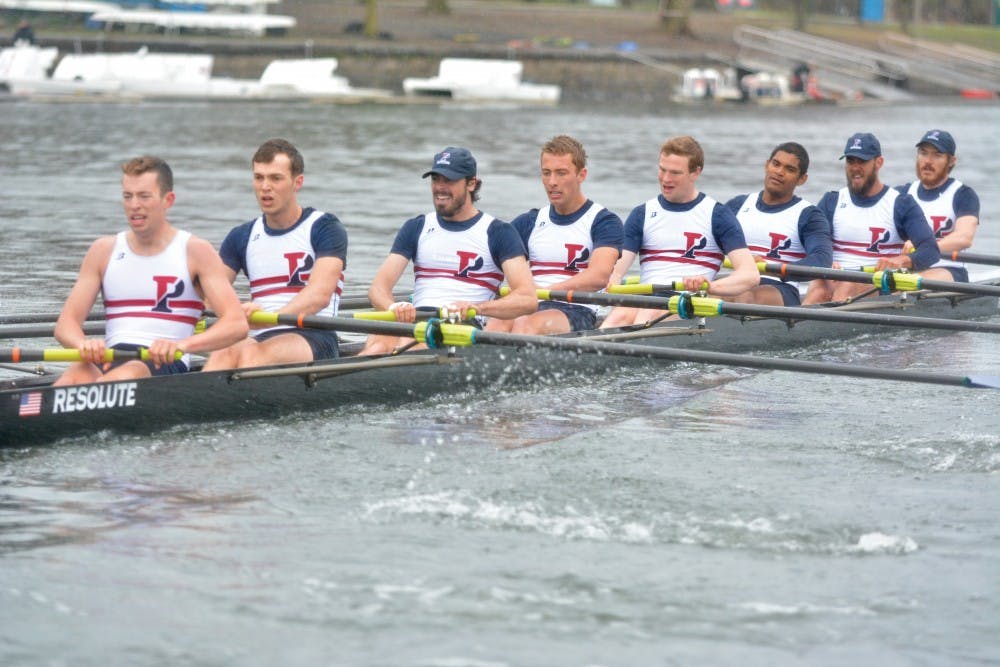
[[18, 392, 42, 417]]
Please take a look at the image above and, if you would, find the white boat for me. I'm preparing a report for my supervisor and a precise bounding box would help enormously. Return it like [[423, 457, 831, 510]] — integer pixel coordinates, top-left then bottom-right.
[[674, 66, 807, 106], [0, 45, 393, 102], [402, 58, 560, 104]]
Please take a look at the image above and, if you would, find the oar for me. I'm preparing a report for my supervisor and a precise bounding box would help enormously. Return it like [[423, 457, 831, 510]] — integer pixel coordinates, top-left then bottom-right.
[[248, 312, 1000, 390], [0, 312, 107, 326], [0, 348, 169, 363], [0, 322, 106, 339], [759, 261, 1000, 297], [946, 251, 1000, 267], [533, 289, 1000, 335], [0, 293, 404, 327]]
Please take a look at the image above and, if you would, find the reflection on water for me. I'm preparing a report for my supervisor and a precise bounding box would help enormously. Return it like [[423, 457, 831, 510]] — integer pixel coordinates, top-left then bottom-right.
[[0, 473, 257, 553]]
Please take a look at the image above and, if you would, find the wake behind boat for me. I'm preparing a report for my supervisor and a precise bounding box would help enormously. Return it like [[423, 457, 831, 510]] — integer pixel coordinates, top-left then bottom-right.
[[3, 279, 998, 448]]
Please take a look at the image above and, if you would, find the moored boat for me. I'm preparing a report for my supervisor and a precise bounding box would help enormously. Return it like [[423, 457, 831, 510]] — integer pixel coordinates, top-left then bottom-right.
[[2, 281, 998, 448]]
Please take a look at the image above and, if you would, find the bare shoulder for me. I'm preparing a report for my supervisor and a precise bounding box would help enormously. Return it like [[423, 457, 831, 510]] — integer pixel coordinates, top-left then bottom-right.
[[185, 234, 225, 267]]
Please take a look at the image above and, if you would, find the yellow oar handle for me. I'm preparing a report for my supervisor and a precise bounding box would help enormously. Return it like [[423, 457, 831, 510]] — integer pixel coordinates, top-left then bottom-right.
[[0, 347, 182, 363]]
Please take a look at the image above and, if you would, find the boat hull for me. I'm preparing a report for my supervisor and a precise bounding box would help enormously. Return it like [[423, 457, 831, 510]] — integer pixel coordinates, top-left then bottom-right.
[[2, 287, 996, 447]]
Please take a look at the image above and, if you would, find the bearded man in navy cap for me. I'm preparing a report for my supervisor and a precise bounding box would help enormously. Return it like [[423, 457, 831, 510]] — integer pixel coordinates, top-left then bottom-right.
[[802, 132, 940, 305], [361, 146, 537, 355], [895, 130, 981, 283]]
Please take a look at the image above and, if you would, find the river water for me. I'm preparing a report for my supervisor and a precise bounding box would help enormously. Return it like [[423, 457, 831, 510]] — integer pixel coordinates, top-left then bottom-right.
[[1, 98, 999, 665]]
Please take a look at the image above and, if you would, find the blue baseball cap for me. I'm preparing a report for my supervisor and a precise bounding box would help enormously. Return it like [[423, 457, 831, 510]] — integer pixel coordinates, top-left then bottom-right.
[[422, 147, 477, 180], [840, 132, 881, 160], [916, 129, 956, 155]]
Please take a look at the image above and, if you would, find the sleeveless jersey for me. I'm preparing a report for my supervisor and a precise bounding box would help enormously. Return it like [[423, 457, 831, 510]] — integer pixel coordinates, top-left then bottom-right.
[[244, 209, 342, 334], [736, 191, 810, 291], [526, 203, 608, 314], [103, 230, 202, 365], [830, 187, 904, 269], [639, 195, 725, 283], [412, 212, 504, 307], [905, 179, 965, 271]]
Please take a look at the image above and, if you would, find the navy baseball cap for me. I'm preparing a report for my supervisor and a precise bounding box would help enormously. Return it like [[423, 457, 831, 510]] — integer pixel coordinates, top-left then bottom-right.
[[840, 132, 881, 160], [422, 147, 477, 180], [916, 129, 956, 155]]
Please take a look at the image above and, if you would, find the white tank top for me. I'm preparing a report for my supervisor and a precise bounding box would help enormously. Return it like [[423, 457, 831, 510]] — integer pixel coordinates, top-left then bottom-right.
[[412, 212, 504, 308], [103, 230, 202, 362], [831, 187, 904, 269], [527, 203, 607, 314], [245, 210, 342, 333], [639, 195, 724, 283], [736, 192, 810, 290], [905, 179, 965, 271]]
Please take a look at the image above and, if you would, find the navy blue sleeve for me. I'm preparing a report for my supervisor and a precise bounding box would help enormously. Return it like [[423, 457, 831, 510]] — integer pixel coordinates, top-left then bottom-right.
[[511, 210, 539, 247], [310, 213, 349, 268], [591, 208, 624, 251], [797, 205, 833, 268], [817, 191, 838, 227], [622, 204, 646, 254], [725, 193, 749, 214], [894, 194, 941, 270], [710, 203, 748, 254], [388, 216, 426, 260], [486, 219, 528, 267], [218, 220, 254, 276], [954, 184, 980, 219]]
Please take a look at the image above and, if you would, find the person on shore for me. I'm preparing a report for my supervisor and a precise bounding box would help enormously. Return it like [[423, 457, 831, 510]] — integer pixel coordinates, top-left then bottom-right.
[[802, 132, 939, 304], [203, 139, 347, 370], [12, 19, 35, 45], [54, 156, 248, 386], [724, 141, 832, 306], [896, 129, 980, 283], [485, 135, 622, 335], [600, 135, 759, 328], [361, 146, 536, 355]]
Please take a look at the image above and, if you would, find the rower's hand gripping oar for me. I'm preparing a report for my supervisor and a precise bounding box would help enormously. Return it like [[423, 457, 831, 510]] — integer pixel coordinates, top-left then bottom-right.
[[249, 311, 1000, 390]]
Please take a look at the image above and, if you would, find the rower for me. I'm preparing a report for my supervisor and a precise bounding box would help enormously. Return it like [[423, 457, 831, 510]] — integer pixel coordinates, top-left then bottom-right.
[[359, 146, 537, 356], [485, 135, 623, 335], [53, 156, 247, 386], [202, 139, 348, 371], [896, 130, 981, 283], [724, 141, 832, 306], [600, 135, 759, 328], [801, 132, 940, 305]]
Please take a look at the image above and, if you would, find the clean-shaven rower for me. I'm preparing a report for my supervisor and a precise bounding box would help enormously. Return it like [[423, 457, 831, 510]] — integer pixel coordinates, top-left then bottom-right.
[[204, 138, 348, 370], [725, 141, 832, 306], [487, 135, 623, 334]]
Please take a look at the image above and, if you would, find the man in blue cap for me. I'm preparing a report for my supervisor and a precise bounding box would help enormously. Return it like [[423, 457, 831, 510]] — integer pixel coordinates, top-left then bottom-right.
[[361, 146, 537, 355], [896, 130, 980, 283], [802, 132, 939, 304]]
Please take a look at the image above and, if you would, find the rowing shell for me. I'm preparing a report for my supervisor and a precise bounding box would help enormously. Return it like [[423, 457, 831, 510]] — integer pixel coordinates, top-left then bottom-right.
[[2, 283, 997, 447]]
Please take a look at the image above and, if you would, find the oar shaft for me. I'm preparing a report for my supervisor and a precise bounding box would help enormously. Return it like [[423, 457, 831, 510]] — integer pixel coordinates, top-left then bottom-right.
[[0, 312, 106, 326], [539, 289, 1000, 335], [0, 322, 106, 339], [251, 312, 995, 390], [761, 262, 1000, 297], [0, 348, 146, 363], [949, 251, 1000, 267]]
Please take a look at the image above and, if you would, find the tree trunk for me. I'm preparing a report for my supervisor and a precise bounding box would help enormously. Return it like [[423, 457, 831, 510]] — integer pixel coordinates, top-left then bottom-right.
[[364, 0, 379, 37], [658, 0, 693, 36], [794, 0, 809, 30]]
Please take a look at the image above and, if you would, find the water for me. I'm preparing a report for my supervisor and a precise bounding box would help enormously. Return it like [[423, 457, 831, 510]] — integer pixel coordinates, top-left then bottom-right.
[[1, 98, 999, 665]]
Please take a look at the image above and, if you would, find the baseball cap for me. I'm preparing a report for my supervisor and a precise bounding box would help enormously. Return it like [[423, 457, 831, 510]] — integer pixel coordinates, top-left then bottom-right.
[[422, 147, 477, 180], [840, 132, 881, 160], [916, 129, 956, 155]]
